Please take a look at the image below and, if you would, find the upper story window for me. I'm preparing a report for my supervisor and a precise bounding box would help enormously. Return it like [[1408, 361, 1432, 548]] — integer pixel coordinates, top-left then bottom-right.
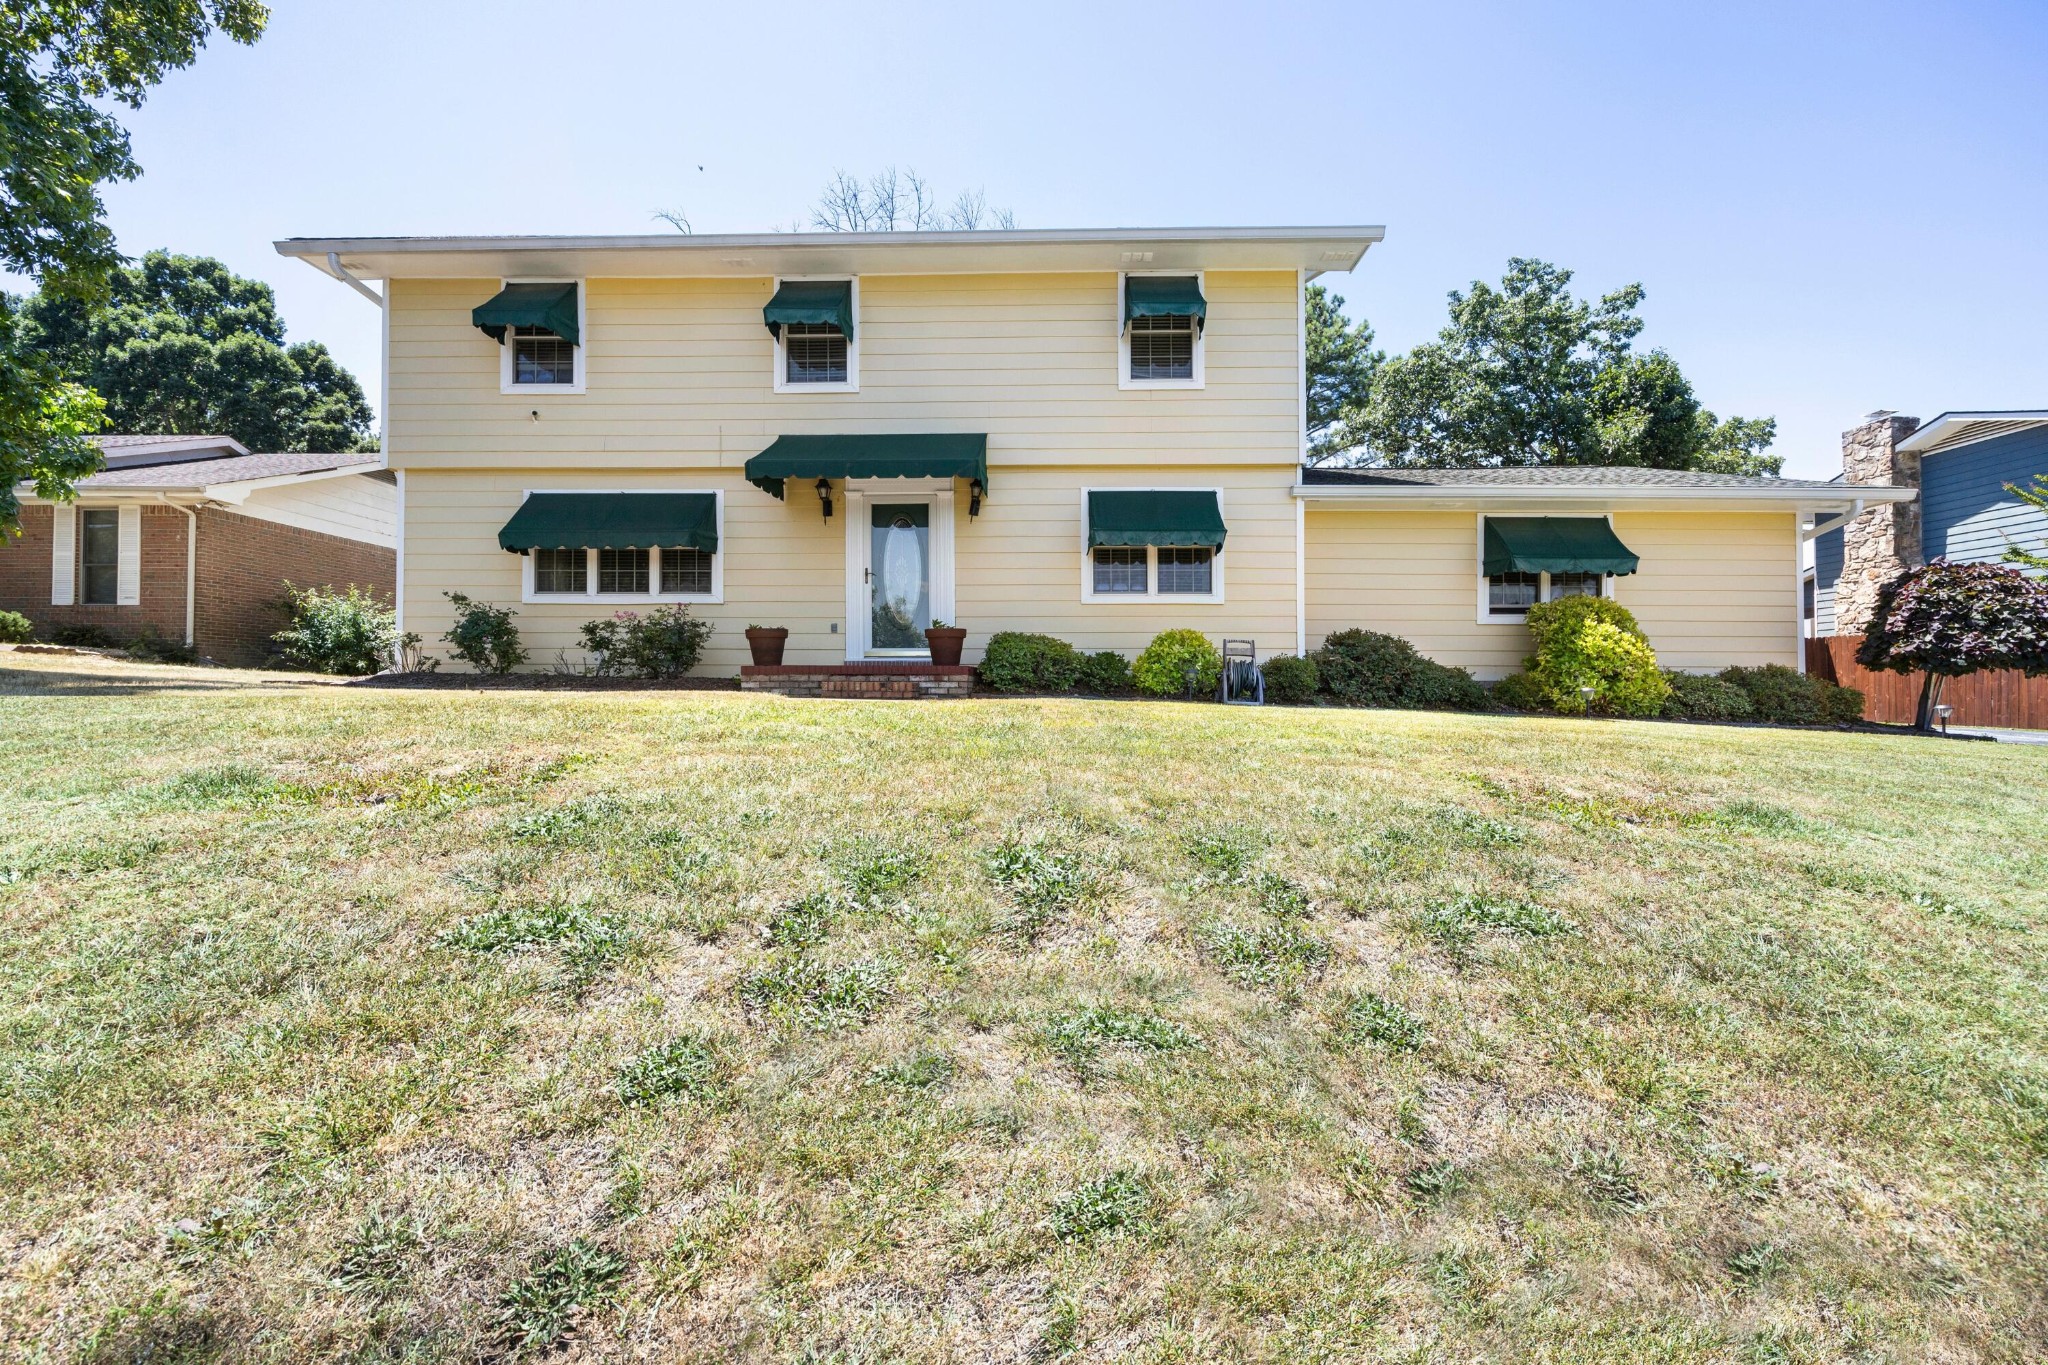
[[1120, 273, 1206, 390], [765, 278, 859, 392], [473, 281, 585, 395]]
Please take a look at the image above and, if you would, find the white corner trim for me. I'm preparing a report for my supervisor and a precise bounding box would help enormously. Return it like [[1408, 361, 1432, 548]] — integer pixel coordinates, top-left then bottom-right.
[[497, 277, 587, 396], [393, 469, 407, 637], [514, 488, 724, 605], [50, 503, 75, 605], [1117, 270, 1206, 391], [770, 275, 860, 394], [1294, 495, 1306, 655], [1077, 486, 1226, 604]]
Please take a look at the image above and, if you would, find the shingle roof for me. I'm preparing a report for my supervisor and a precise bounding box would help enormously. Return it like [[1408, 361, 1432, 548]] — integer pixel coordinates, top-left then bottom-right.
[[1298, 465, 1851, 491], [74, 450, 383, 490]]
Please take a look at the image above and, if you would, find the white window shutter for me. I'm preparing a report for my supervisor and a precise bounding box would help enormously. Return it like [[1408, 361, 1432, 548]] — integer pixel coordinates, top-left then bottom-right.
[[117, 504, 143, 605], [50, 504, 75, 605]]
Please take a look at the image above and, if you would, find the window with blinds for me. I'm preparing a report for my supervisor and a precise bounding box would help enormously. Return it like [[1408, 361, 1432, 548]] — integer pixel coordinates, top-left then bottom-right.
[[533, 547, 587, 594], [1155, 546, 1213, 595], [1487, 571, 1539, 617], [783, 322, 848, 384], [1091, 546, 1147, 594], [511, 324, 576, 386], [661, 546, 713, 595], [598, 547, 649, 594], [1128, 313, 1196, 381]]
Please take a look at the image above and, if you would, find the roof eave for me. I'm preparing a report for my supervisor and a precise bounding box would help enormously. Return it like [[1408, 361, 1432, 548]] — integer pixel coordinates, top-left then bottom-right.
[[1291, 483, 1918, 509], [1896, 411, 2048, 454]]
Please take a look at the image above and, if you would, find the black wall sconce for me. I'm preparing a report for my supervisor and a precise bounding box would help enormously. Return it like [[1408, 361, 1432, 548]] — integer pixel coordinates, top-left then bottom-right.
[[815, 477, 833, 521], [968, 478, 985, 519]]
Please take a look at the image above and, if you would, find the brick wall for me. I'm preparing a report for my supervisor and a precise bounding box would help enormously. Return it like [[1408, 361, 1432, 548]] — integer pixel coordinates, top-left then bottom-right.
[[0, 504, 190, 644], [0, 503, 396, 666], [193, 507, 396, 666]]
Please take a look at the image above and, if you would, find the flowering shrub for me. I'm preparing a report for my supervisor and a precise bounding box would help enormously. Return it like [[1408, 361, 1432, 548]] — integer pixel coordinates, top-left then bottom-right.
[[1523, 596, 1669, 716]]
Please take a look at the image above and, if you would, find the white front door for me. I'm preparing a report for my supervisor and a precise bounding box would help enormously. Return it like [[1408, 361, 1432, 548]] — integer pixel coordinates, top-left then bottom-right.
[[843, 480, 956, 660]]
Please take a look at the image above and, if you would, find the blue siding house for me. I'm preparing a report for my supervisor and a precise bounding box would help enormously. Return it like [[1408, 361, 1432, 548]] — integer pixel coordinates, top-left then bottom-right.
[[1813, 411, 2048, 636]]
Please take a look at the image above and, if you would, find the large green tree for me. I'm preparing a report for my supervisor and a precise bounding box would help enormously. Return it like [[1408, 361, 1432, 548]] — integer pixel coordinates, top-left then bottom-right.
[[0, 0, 267, 529], [1304, 283, 1381, 465], [1359, 258, 1779, 474], [21, 251, 374, 453]]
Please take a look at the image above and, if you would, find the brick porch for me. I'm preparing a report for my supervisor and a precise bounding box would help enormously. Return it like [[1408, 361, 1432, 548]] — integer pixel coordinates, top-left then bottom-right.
[[739, 662, 976, 699]]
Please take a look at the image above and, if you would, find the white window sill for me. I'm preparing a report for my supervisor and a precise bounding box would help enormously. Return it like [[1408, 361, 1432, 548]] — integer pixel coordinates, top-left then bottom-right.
[[524, 592, 722, 606], [773, 380, 859, 395], [1118, 376, 1204, 392], [1082, 591, 1225, 605], [503, 382, 585, 396]]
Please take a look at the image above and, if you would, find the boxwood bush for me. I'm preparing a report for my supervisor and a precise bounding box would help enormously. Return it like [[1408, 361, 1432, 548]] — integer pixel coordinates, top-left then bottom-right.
[[1660, 670, 1755, 721], [1132, 629, 1223, 697], [0, 610, 32, 644], [1719, 664, 1863, 725], [1523, 596, 1669, 716], [980, 632, 1084, 693], [1076, 649, 1132, 694], [1259, 653, 1319, 705], [1311, 629, 1487, 710], [1489, 670, 1549, 712]]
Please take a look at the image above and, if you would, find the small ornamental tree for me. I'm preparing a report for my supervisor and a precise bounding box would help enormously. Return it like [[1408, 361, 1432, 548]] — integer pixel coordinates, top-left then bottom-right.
[[1855, 560, 2048, 730]]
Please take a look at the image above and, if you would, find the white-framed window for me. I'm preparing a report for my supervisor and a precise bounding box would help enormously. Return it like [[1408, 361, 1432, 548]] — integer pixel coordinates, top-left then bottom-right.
[[519, 490, 724, 604], [772, 276, 859, 393], [499, 279, 585, 395], [1118, 271, 1205, 390], [1476, 515, 1613, 623], [1085, 544, 1220, 600], [78, 508, 120, 605]]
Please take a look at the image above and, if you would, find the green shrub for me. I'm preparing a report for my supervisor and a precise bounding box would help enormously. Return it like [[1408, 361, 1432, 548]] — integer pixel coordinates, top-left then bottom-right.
[[1132, 629, 1222, 697], [0, 610, 31, 643], [442, 592, 526, 674], [1259, 653, 1319, 704], [272, 584, 394, 675], [1718, 664, 1861, 726], [1489, 670, 1549, 711], [1312, 628, 1488, 710], [1660, 670, 1755, 721], [578, 605, 712, 678], [1075, 649, 1132, 694], [979, 631, 1084, 692], [49, 623, 115, 648], [1524, 596, 1669, 716]]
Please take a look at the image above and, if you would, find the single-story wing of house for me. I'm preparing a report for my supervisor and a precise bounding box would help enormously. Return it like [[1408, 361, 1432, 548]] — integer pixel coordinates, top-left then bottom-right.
[[269, 227, 1912, 687], [2, 435, 397, 665]]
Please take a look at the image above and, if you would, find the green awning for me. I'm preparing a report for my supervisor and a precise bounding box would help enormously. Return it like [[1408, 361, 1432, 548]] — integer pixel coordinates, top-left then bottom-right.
[[1482, 517, 1638, 577], [497, 493, 718, 553], [1086, 489, 1227, 550], [473, 282, 580, 345], [763, 279, 854, 340], [744, 434, 987, 499], [1123, 275, 1206, 331]]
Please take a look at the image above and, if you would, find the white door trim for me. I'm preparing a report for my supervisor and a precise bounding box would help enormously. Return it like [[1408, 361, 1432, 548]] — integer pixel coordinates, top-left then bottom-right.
[[842, 479, 956, 661]]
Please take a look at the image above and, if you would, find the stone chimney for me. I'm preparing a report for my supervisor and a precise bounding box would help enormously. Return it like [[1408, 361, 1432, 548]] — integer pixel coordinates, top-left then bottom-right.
[[1834, 411, 1923, 634]]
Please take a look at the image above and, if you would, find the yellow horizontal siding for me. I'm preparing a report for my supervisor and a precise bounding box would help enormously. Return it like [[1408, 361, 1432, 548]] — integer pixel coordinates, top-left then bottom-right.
[[1305, 508, 1799, 679], [404, 465, 1300, 673], [386, 271, 1301, 472]]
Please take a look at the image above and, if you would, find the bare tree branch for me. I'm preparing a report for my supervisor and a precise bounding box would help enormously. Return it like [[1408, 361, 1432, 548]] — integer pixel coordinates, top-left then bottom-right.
[[808, 168, 1015, 232], [654, 208, 692, 234]]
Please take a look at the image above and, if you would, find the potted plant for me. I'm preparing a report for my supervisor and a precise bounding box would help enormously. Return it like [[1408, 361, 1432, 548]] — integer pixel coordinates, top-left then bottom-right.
[[924, 619, 967, 667], [744, 624, 788, 666]]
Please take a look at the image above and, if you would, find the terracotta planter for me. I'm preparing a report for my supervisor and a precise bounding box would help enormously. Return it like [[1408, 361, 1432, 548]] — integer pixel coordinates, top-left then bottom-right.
[[745, 627, 788, 667], [925, 627, 967, 667]]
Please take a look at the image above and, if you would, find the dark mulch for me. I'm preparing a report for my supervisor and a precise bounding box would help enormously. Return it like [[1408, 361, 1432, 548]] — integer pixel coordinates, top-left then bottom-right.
[[347, 672, 741, 692]]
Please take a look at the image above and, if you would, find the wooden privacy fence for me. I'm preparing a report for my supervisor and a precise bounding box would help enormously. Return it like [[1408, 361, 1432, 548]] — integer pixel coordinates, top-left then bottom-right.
[[1807, 635, 2048, 729]]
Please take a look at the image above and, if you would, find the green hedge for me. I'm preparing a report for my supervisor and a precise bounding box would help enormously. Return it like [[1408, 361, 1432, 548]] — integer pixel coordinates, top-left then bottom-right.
[[1719, 664, 1863, 725], [1076, 650, 1132, 694], [1260, 654, 1319, 705], [1660, 671, 1754, 721], [1133, 630, 1222, 697], [1523, 596, 1669, 717], [1311, 629, 1487, 710], [980, 632, 1084, 693]]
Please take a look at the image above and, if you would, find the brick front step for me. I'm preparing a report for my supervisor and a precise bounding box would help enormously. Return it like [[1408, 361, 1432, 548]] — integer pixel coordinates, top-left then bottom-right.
[[740, 663, 975, 700]]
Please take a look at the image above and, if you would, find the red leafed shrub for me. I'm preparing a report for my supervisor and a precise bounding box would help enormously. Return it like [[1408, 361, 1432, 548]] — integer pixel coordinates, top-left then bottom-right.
[[1856, 559, 2048, 728]]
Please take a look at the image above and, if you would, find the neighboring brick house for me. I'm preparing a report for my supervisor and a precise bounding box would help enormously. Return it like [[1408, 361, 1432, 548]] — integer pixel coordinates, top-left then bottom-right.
[[2, 435, 397, 666]]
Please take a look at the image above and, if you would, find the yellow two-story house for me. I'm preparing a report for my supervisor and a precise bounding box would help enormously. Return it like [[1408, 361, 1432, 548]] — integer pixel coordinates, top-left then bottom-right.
[[275, 227, 1902, 684]]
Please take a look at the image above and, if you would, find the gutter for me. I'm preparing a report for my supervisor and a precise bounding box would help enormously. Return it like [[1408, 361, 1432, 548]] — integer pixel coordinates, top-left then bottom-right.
[[317, 251, 384, 306], [1291, 482, 1918, 509]]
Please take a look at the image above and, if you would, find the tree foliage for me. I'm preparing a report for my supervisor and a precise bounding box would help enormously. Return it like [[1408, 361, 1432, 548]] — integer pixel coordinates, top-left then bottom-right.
[[1855, 559, 2048, 729], [1359, 258, 1778, 474], [1304, 284, 1381, 464], [2004, 473, 2048, 572], [0, 1, 268, 529], [20, 251, 374, 453]]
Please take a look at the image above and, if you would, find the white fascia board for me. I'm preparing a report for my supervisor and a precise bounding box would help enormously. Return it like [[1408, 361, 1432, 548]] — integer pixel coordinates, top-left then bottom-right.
[[1896, 411, 2048, 454], [1290, 483, 1918, 510], [275, 225, 1388, 280], [14, 465, 379, 503]]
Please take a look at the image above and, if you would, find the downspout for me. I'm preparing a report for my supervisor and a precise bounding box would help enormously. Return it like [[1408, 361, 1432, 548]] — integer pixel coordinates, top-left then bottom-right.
[[159, 494, 197, 647], [324, 252, 384, 306]]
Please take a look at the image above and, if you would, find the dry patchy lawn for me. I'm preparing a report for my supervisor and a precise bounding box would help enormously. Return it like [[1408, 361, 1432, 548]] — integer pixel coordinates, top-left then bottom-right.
[[0, 653, 2043, 1363]]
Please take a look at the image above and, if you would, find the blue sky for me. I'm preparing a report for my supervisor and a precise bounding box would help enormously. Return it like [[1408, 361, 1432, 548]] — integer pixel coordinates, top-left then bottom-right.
[[24, 0, 2047, 477]]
